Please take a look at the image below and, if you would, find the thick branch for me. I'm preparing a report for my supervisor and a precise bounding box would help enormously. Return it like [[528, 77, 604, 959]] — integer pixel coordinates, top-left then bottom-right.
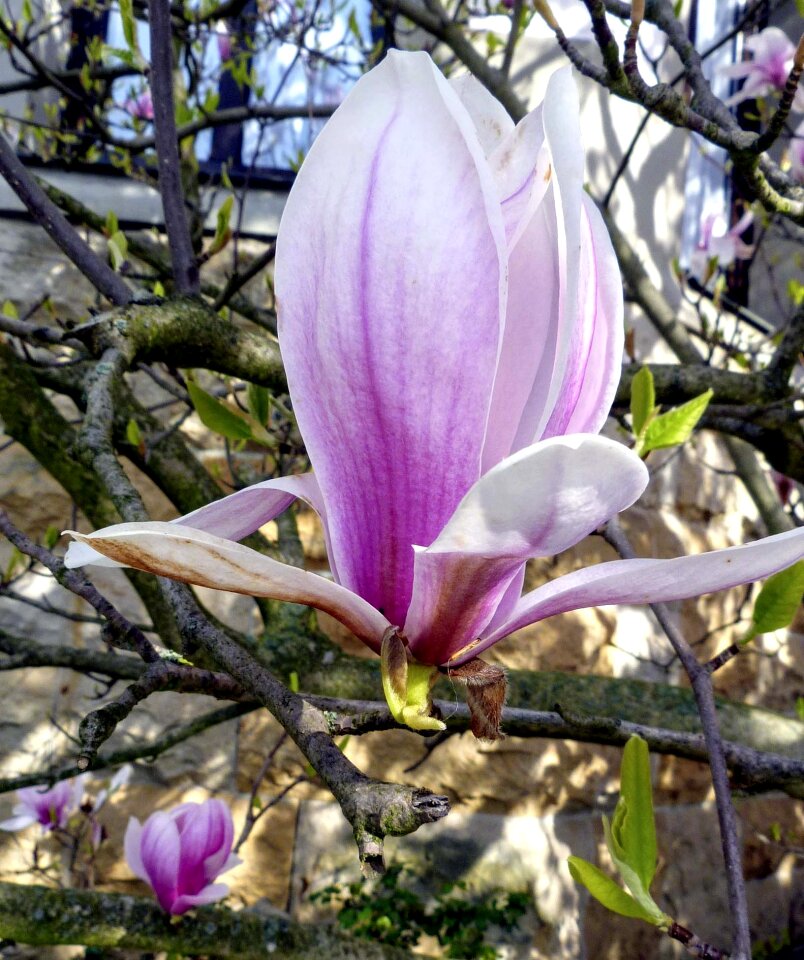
[[163, 582, 449, 872], [0, 883, 417, 960]]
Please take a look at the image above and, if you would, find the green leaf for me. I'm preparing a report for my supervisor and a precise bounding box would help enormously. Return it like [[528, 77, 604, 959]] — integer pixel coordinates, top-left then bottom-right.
[[618, 736, 657, 890], [745, 561, 804, 642], [107, 230, 128, 270], [347, 7, 364, 43], [567, 858, 657, 923], [641, 389, 713, 453], [246, 383, 270, 427], [125, 418, 142, 448], [186, 379, 253, 441], [43, 525, 60, 550], [119, 0, 138, 52], [630, 366, 655, 437], [208, 195, 234, 256], [105, 210, 119, 235], [2, 299, 18, 319], [288, 671, 299, 693]]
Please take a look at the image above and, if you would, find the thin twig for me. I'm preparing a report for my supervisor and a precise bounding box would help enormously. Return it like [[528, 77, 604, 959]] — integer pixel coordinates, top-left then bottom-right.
[[602, 518, 751, 960]]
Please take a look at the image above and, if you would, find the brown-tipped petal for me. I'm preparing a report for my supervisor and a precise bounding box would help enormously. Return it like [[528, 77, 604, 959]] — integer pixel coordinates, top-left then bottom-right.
[[65, 522, 391, 652]]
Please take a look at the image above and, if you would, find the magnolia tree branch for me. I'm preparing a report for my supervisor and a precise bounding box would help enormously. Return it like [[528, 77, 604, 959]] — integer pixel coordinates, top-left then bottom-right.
[[0, 703, 257, 794], [161, 580, 450, 874], [0, 883, 419, 960], [0, 135, 134, 305], [147, 0, 200, 295], [603, 518, 751, 960]]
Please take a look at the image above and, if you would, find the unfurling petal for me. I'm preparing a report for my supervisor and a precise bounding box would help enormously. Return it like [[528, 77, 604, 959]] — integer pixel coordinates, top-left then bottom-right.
[[65, 522, 391, 651], [64, 474, 327, 571], [449, 72, 514, 156], [541, 195, 623, 438], [171, 883, 231, 915], [462, 526, 804, 663], [275, 49, 507, 626], [482, 67, 586, 469], [404, 436, 648, 664]]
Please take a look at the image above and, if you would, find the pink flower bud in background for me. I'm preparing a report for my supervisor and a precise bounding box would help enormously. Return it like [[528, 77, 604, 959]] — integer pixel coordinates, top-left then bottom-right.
[[689, 209, 754, 283], [0, 776, 87, 832], [721, 27, 804, 112], [125, 799, 241, 915], [217, 25, 232, 61], [123, 90, 154, 121]]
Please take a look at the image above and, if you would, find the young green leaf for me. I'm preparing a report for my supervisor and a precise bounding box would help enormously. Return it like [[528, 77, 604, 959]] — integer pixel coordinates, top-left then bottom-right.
[[744, 560, 804, 642], [108, 230, 128, 270], [618, 736, 658, 891], [2, 300, 18, 319], [641, 389, 713, 453], [567, 858, 657, 922], [208, 196, 234, 257], [125, 418, 142, 448], [118, 0, 138, 52], [246, 383, 270, 427], [43, 525, 60, 550], [186, 380, 253, 441], [630, 366, 655, 437]]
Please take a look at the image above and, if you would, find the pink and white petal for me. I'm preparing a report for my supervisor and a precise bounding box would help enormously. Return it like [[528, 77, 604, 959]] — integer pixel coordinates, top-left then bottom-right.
[[482, 67, 585, 468], [215, 853, 243, 876], [141, 812, 181, 911], [276, 50, 507, 627], [171, 883, 230, 915], [403, 436, 648, 663], [463, 526, 804, 664], [0, 813, 37, 832], [124, 817, 149, 882], [449, 72, 514, 156], [541, 194, 624, 438], [489, 104, 550, 242], [64, 474, 329, 572], [65, 522, 392, 652]]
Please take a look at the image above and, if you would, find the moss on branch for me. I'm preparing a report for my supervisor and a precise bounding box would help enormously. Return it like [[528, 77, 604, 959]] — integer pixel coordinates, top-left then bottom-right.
[[0, 882, 417, 959]]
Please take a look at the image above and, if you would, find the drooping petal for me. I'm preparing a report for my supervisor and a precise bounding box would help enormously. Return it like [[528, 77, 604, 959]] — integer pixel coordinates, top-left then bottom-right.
[[65, 522, 391, 651], [455, 526, 804, 664], [276, 49, 507, 626], [124, 817, 149, 882], [403, 436, 649, 664], [0, 813, 37, 832], [482, 67, 585, 469], [63, 474, 325, 571], [541, 194, 624, 438], [140, 811, 181, 912], [449, 72, 514, 156], [171, 883, 230, 915]]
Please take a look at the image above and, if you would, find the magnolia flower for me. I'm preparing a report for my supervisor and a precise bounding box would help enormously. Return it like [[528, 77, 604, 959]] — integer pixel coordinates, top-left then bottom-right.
[[0, 776, 87, 832], [124, 90, 154, 121], [65, 52, 804, 735], [721, 27, 804, 112], [689, 209, 754, 284], [125, 799, 241, 915]]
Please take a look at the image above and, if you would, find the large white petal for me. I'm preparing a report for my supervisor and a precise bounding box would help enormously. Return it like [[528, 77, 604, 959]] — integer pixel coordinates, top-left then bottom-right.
[[454, 527, 804, 664], [403, 436, 648, 663]]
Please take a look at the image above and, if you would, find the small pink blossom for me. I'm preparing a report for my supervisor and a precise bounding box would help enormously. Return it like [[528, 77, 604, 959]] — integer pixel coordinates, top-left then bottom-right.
[[0, 776, 88, 833], [721, 27, 804, 112], [689, 209, 754, 283], [125, 799, 241, 915], [124, 90, 154, 121]]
